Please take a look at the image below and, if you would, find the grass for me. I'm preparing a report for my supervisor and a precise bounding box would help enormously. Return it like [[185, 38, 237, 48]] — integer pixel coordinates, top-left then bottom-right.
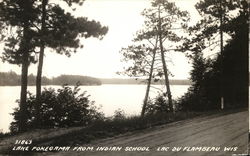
[[51, 108, 245, 146], [0, 108, 247, 155], [47, 111, 201, 146]]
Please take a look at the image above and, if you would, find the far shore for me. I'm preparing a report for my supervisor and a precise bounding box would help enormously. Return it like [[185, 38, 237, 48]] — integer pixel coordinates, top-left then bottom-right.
[[0, 79, 192, 86]]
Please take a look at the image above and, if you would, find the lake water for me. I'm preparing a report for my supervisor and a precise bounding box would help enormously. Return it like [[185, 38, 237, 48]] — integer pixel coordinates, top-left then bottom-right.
[[0, 84, 189, 133]]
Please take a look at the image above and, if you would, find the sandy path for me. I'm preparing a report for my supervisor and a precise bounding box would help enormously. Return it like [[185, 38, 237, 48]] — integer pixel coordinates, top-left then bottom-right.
[[49, 111, 248, 156]]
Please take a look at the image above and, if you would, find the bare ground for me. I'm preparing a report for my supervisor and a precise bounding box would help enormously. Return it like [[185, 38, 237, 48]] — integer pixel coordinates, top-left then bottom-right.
[[1, 110, 248, 156], [50, 110, 249, 156]]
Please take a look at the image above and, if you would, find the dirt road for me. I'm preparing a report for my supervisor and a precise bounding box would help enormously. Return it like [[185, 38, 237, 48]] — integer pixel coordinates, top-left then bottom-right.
[[52, 111, 248, 156]]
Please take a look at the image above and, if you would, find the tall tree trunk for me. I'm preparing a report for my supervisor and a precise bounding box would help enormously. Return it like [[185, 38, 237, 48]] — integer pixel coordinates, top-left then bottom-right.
[[19, 1, 31, 131], [35, 0, 47, 126], [239, 14, 249, 108], [158, 6, 174, 113], [141, 38, 158, 117], [19, 47, 29, 132], [219, 1, 224, 110]]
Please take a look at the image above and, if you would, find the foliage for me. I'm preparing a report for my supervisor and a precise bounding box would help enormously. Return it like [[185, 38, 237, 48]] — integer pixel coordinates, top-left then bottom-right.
[[220, 11, 248, 108], [10, 84, 103, 132], [51, 75, 101, 86], [0, 0, 38, 65], [181, 52, 219, 111], [120, 0, 190, 115], [0, 0, 108, 60], [180, 32, 248, 111], [120, 0, 189, 80], [113, 108, 126, 120], [37, 4, 108, 56], [0, 71, 21, 86], [0, 71, 101, 86], [0, 0, 41, 131], [179, 0, 249, 111], [25, 110, 202, 147], [33, 0, 108, 119], [182, 0, 248, 56], [145, 94, 171, 115]]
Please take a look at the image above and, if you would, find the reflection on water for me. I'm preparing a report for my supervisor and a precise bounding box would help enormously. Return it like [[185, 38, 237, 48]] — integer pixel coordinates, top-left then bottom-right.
[[0, 84, 189, 133]]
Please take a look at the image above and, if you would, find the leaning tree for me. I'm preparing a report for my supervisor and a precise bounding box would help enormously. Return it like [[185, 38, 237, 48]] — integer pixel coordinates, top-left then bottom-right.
[[120, 0, 189, 116]]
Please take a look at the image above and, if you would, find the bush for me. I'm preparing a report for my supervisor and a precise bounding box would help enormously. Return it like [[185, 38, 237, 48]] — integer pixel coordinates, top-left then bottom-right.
[[10, 84, 103, 133], [113, 108, 126, 120], [145, 94, 172, 115], [177, 86, 212, 112]]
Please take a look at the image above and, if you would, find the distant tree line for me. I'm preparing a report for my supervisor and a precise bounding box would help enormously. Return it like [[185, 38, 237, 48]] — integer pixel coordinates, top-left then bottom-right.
[[0, 0, 248, 133], [100, 78, 191, 85], [120, 0, 248, 115], [0, 71, 192, 86], [147, 0, 249, 113], [0, 0, 108, 131], [119, 0, 190, 116], [0, 71, 101, 86]]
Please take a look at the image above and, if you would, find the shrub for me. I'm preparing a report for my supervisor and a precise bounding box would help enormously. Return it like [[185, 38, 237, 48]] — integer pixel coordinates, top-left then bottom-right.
[[113, 108, 126, 120], [10, 84, 103, 133], [145, 94, 171, 115]]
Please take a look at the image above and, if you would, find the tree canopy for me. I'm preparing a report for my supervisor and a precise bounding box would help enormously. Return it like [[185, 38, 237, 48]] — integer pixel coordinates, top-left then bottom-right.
[[120, 0, 190, 116], [179, 0, 249, 111], [0, 0, 108, 131]]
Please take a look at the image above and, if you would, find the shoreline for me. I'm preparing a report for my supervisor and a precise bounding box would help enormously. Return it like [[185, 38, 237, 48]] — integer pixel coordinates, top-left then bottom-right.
[[0, 108, 247, 155]]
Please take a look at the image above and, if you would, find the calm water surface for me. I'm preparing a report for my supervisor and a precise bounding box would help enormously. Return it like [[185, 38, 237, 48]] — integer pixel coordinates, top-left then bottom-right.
[[0, 84, 189, 132]]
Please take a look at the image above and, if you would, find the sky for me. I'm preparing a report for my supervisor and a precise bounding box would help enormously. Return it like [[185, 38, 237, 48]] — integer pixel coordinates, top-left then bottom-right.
[[0, 0, 201, 79]]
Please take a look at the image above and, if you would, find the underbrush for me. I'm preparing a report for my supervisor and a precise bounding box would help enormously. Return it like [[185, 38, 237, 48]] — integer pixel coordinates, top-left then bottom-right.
[[38, 111, 202, 146], [1, 108, 245, 155], [29, 108, 246, 147], [5, 83, 246, 152], [0, 132, 11, 139]]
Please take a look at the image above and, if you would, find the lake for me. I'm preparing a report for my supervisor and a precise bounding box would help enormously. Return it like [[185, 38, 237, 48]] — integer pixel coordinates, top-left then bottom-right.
[[0, 84, 189, 133]]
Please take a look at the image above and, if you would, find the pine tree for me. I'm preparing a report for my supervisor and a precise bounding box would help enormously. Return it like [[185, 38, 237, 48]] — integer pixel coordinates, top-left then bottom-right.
[[0, 0, 38, 131], [186, 0, 248, 109], [120, 0, 189, 116], [0, 0, 108, 130], [34, 1, 108, 126], [181, 0, 249, 110]]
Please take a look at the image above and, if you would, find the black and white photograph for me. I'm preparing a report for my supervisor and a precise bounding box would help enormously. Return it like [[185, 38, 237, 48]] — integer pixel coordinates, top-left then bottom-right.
[[0, 0, 249, 155]]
